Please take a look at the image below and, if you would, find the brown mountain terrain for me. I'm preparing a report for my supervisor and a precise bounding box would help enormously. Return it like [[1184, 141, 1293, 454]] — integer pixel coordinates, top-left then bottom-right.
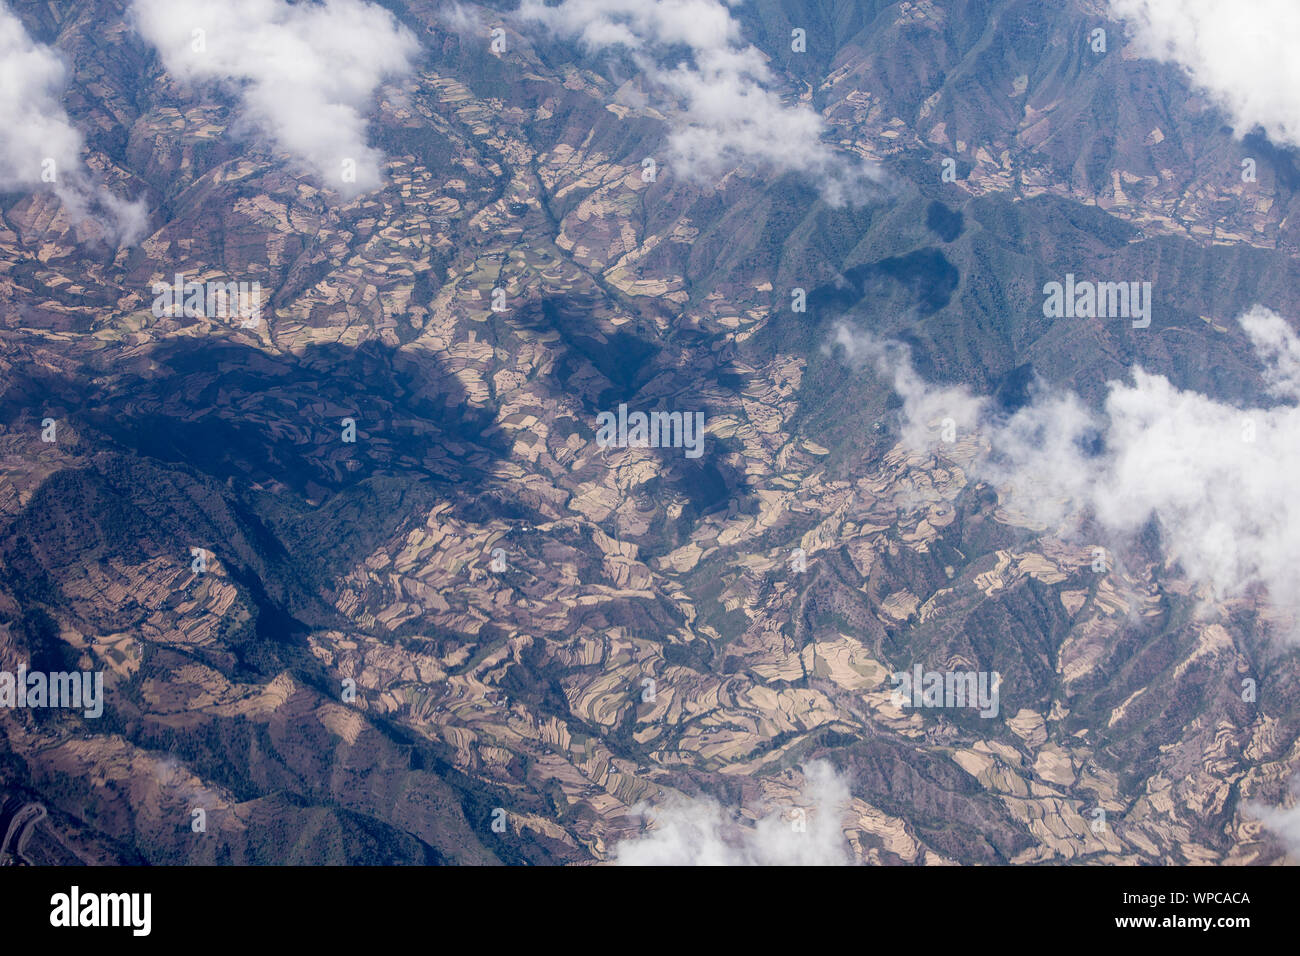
[[0, 0, 1297, 864]]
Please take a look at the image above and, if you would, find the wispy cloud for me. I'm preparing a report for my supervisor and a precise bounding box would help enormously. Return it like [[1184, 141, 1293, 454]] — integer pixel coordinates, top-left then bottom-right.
[[0, 2, 146, 245], [434, 2, 484, 38], [830, 306, 1300, 620], [1110, 0, 1300, 148], [131, 0, 419, 197], [1248, 790, 1300, 858], [516, 0, 881, 204], [612, 760, 853, 865], [827, 325, 985, 452]]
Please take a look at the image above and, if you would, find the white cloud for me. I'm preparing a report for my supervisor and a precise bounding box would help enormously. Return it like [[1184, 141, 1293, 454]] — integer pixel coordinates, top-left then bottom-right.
[[1241, 305, 1300, 400], [826, 325, 984, 451], [516, 0, 880, 204], [1247, 791, 1300, 858], [131, 0, 419, 197], [436, 2, 483, 38], [0, 3, 146, 245], [1109, 0, 1300, 148], [0, 5, 81, 191], [612, 760, 854, 865], [830, 306, 1300, 618]]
